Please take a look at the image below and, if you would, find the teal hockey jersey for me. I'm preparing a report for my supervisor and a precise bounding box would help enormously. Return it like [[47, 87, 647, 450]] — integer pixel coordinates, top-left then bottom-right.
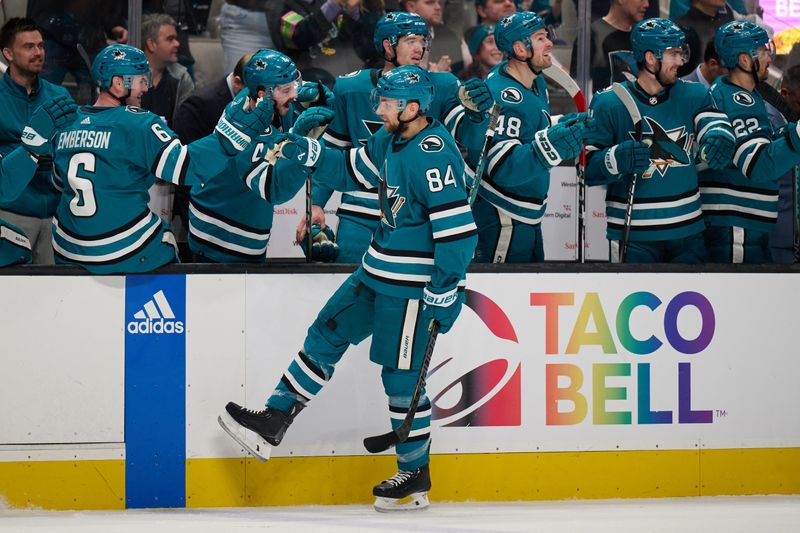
[[314, 68, 483, 230], [0, 73, 72, 218], [587, 79, 729, 242], [474, 62, 554, 225], [314, 118, 477, 300], [52, 105, 230, 272], [189, 91, 309, 262], [700, 77, 800, 232], [0, 155, 32, 266]]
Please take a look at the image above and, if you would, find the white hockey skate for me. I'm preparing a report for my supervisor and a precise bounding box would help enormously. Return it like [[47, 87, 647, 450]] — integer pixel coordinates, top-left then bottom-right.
[[372, 465, 431, 512]]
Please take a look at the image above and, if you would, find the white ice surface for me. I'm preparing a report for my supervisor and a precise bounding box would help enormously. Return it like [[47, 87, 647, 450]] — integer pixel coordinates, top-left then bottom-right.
[[1, 496, 798, 533]]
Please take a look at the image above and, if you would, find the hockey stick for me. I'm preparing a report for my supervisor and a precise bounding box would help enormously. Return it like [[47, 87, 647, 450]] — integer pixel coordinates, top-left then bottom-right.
[[363, 319, 440, 453], [611, 82, 643, 263], [544, 65, 588, 263], [467, 104, 501, 207], [304, 82, 329, 263]]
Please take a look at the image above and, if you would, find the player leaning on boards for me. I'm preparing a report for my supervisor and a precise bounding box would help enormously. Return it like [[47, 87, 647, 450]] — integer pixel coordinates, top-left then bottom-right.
[[700, 21, 800, 263], [470, 11, 591, 263], [302, 11, 493, 263], [586, 19, 735, 263], [186, 49, 334, 263], [220, 66, 478, 512], [50, 44, 273, 273]]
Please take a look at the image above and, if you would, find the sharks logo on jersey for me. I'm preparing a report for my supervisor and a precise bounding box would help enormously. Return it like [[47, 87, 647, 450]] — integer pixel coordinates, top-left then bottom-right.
[[379, 177, 406, 229], [420, 135, 444, 152], [733, 91, 755, 107], [500, 87, 523, 104], [631, 117, 693, 178]]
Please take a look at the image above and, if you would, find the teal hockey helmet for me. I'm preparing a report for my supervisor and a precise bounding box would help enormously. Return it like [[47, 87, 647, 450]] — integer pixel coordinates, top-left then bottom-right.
[[373, 11, 429, 53], [494, 11, 546, 57], [371, 65, 434, 113], [243, 49, 302, 98], [92, 44, 151, 90], [631, 18, 687, 62], [715, 20, 772, 69]]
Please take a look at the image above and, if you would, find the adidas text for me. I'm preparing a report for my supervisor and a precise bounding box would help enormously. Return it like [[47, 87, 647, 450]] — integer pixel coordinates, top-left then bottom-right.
[[127, 318, 185, 334]]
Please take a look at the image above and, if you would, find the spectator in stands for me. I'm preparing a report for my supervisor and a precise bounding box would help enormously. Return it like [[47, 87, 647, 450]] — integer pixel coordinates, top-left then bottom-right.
[[583, 0, 658, 23], [768, 66, 800, 263], [681, 40, 727, 87], [675, 0, 735, 78], [171, 53, 251, 261], [219, 0, 273, 74], [27, 0, 128, 104], [0, 18, 74, 265], [402, 0, 461, 72], [476, 0, 516, 24], [458, 24, 502, 80], [570, 0, 648, 92], [265, 0, 364, 79], [140, 14, 195, 128]]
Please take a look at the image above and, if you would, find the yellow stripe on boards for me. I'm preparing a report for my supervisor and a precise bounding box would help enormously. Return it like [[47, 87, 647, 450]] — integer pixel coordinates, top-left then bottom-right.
[[2, 449, 798, 510], [0, 459, 124, 510]]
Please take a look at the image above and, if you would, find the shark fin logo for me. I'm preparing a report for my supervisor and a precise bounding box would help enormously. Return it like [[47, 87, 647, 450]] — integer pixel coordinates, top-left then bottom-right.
[[429, 290, 521, 427], [631, 117, 693, 178], [420, 135, 443, 152], [379, 176, 405, 228], [500, 87, 523, 104], [359, 119, 384, 145]]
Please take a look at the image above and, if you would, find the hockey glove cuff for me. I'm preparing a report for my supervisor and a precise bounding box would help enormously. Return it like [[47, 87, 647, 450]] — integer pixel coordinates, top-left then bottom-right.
[[604, 140, 650, 179], [266, 133, 324, 168], [533, 115, 589, 167], [216, 92, 274, 154], [420, 286, 464, 334]]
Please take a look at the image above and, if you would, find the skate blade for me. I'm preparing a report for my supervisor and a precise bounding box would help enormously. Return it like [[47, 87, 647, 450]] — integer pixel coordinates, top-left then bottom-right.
[[217, 413, 272, 462], [373, 492, 430, 512]]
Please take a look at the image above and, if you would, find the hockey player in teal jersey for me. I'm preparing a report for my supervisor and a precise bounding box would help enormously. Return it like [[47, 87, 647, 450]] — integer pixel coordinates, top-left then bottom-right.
[[301, 11, 492, 263], [187, 49, 332, 263], [472, 11, 590, 263], [586, 19, 736, 262], [51, 44, 273, 273], [220, 66, 477, 511], [701, 21, 800, 263]]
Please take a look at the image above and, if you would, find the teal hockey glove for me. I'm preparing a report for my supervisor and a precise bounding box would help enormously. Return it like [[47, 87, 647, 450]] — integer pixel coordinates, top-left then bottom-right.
[[603, 140, 651, 178], [420, 286, 464, 334], [532, 114, 589, 167], [215, 93, 274, 154], [291, 107, 335, 137], [699, 129, 735, 170], [296, 81, 334, 109], [265, 132, 323, 168], [785, 121, 800, 151], [22, 95, 78, 160], [300, 224, 339, 262], [458, 78, 494, 122]]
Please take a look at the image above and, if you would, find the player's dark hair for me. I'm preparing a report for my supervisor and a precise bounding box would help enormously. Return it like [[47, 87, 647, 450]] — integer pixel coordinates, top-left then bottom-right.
[[703, 41, 720, 64], [782, 65, 800, 95], [0, 17, 42, 50], [233, 53, 252, 80]]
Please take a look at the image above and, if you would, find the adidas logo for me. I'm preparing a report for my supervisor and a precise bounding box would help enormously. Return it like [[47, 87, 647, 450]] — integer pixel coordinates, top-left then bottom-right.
[[81, 117, 91, 125], [127, 289, 184, 334]]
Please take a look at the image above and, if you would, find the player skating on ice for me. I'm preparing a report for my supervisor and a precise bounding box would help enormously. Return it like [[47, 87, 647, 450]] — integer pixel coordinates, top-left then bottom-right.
[[220, 65, 478, 511]]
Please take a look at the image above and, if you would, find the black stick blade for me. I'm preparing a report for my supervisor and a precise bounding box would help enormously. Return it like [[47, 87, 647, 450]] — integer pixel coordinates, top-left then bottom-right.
[[363, 430, 399, 453]]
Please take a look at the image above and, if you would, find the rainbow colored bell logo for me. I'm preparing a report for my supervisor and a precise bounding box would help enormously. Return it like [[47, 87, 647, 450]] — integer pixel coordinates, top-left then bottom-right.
[[532, 291, 715, 426]]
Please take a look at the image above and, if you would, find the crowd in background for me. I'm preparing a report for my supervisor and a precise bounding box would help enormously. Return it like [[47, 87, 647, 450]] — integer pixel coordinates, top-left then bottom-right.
[[1, 0, 799, 268]]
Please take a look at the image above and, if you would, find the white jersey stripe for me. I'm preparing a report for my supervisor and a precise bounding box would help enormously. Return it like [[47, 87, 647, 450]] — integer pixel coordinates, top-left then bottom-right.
[[53, 217, 161, 262], [189, 203, 270, 240], [53, 213, 157, 247]]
